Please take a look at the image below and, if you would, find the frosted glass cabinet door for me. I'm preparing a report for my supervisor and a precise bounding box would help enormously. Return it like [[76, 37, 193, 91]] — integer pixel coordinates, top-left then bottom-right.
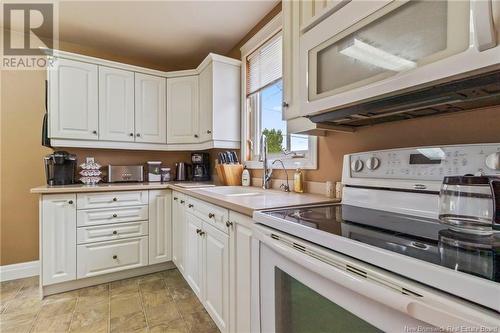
[[304, 0, 470, 102]]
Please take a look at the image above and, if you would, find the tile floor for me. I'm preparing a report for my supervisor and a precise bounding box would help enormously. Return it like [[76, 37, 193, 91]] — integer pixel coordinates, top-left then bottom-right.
[[0, 269, 219, 333]]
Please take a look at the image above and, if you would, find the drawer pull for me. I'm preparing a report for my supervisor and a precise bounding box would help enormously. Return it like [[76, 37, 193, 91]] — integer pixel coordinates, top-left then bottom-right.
[[226, 221, 233, 228], [199, 231, 205, 236], [173, 197, 178, 201], [112, 255, 118, 260], [180, 200, 185, 204], [112, 230, 118, 235], [208, 213, 215, 219], [188, 204, 194, 208], [68, 200, 74, 204], [112, 213, 118, 218], [112, 197, 118, 202], [196, 228, 202, 234]]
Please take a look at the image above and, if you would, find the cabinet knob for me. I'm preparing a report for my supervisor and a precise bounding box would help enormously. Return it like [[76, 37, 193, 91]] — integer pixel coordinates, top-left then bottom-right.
[[112, 197, 118, 202], [196, 228, 202, 234], [129, 133, 134, 137], [194, 134, 199, 138], [113, 230, 118, 235], [112, 213, 117, 218], [92, 130, 98, 135], [188, 204, 194, 208], [136, 133, 141, 137], [180, 200, 185, 204], [112, 255, 118, 259], [206, 130, 212, 134], [173, 197, 178, 201], [226, 221, 233, 228], [68, 200, 73, 204], [282, 102, 289, 108], [199, 231, 205, 236], [208, 213, 215, 219]]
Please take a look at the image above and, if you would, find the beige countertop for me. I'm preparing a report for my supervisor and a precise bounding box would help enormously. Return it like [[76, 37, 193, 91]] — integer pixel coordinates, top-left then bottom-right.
[[31, 182, 339, 216]]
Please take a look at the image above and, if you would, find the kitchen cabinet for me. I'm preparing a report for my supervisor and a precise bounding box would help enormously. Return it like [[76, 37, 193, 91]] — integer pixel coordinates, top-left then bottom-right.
[[198, 57, 241, 144], [228, 211, 253, 333], [148, 190, 172, 264], [41, 194, 77, 285], [49, 58, 98, 140], [135, 73, 167, 143], [172, 192, 187, 275], [203, 221, 230, 333], [166, 75, 200, 144], [98, 66, 135, 142], [185, 211, 204, 297]]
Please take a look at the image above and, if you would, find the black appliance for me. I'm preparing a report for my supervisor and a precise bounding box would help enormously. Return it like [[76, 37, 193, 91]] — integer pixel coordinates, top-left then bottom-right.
[[44, 151, 77, 185], [191, 153, 210, 181]]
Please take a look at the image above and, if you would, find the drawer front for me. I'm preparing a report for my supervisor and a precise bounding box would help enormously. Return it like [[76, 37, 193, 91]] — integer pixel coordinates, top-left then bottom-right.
[[77, 191, 148, 209], [77, 221, 148, 244], [77, 205, 148, 227], [77, 237, 148, 278], [186, 196, 229, 234]]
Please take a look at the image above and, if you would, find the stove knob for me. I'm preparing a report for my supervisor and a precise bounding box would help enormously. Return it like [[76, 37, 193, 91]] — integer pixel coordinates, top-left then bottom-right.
[[485, 152, 500, 170], [366, 157, 380, 170], [351, 159, 364, 172]]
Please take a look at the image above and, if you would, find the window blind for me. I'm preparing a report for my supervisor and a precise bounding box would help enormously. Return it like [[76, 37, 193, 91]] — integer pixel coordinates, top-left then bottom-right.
[[247, 33, 282, 95]]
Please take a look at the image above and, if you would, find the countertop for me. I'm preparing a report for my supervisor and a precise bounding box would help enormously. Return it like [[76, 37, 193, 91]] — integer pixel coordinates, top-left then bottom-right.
[[31, 182, 339, 216]]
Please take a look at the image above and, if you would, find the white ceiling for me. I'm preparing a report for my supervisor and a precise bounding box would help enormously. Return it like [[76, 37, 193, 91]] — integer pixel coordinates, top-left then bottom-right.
[[4, 1, 279, 70]]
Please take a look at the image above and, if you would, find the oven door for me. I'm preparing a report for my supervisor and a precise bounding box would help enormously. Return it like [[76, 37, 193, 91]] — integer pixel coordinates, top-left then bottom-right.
[[251, 224, 499, 333], [299, 0, 500, 117]]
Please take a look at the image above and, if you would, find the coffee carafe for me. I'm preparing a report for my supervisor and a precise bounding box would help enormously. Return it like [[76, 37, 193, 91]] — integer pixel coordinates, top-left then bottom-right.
[[438, 175, 499, 235], [44, 151, 77, 186]]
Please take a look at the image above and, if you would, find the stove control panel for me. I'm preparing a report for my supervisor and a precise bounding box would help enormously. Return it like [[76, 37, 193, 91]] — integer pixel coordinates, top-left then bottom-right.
[[348, 144, 500, 181]]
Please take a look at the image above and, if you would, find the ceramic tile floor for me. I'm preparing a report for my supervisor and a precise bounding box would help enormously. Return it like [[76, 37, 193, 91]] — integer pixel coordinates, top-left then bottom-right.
[[0, 269, 219, 333]]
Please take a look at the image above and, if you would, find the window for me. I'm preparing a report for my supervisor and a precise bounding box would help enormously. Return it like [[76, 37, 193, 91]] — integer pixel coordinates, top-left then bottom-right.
[[243, 32, 316, 168]]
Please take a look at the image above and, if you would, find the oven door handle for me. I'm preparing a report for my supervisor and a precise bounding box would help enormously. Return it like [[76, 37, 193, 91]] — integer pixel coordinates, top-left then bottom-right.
[[473, 0, 497, 51], [254, 228, 498, 329]]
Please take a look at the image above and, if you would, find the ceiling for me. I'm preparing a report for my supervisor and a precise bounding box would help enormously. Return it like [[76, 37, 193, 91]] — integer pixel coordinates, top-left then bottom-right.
[[3, 1, 279, 70]]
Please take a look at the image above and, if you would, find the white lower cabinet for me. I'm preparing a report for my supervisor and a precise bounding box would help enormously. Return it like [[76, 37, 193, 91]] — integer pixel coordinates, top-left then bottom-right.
[[203, 222, 229, 333], [148, 190, 172, 264], [172, 192, 186, 275], [185, 212, 204, 297], [228, 211, 253, 333], [77, 236, 148, 278], [41, 194, 77, 285]]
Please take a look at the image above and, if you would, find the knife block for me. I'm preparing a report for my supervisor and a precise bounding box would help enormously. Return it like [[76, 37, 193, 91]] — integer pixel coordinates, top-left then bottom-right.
[[216, 163, 243, 186]]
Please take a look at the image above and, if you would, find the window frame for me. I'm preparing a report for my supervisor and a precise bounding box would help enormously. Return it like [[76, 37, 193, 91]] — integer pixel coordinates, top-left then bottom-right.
[[240, 11, 318, 170]]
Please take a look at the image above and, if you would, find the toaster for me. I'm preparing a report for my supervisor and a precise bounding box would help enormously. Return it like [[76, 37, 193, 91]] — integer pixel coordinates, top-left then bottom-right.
[[107, 165, 144, 182]]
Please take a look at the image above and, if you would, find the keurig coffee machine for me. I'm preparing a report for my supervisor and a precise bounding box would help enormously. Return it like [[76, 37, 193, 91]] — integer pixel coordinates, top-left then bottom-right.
[[191, 153, 210, 181], [44, 151, 77, 185]]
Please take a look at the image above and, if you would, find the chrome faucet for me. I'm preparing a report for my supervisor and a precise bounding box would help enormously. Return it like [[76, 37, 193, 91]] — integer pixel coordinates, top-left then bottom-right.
[[259, 134, 272, 189]]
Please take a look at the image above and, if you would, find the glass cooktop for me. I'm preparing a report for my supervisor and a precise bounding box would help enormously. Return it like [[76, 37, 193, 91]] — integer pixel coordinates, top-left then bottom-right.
[[264, 204, 500, 283]]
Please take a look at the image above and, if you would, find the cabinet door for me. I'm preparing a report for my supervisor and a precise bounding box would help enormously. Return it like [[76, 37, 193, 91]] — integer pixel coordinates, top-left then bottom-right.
[[149, 190, 172, 264], [185, 212, 203, 297], [172, 193, 186, 275], [41, 194, 77, 285], [203, 222, 229, 333], [229, 211, 253, 333], [99, 66, 135, 141], [166, 76, 200, 144], [198, 64, 213, 142], [49, 58, 98, 140], [135, 73, 167, 143]]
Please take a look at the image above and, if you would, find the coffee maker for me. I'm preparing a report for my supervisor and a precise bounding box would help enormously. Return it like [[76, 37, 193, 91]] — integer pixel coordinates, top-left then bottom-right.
[[44, 151, 77, 185], [191, 153, 210, 181]]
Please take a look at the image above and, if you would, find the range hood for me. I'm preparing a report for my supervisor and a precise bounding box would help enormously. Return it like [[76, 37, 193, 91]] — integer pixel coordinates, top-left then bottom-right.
[[308, 70, 500, 128]]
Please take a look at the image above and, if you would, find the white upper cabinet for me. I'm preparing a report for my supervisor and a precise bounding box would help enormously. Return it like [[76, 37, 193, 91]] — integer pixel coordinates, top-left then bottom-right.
[[98, 66, 135, 141], [198, 58, 241, 144], [49, 58, 98, 140], [167, 75, 200, 144], [135, 73, 167, 144]]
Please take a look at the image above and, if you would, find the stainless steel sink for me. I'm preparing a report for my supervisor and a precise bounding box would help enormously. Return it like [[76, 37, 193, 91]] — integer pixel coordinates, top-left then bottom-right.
[[197, 186, 265, 197]]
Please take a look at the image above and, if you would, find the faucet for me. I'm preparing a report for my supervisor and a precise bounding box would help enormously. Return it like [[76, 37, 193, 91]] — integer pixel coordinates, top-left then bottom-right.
[[259, 134, 272, 189], [272, 159, 290, 192]]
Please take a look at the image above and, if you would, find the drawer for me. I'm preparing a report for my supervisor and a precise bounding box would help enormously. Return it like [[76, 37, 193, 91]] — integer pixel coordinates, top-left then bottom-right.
[[77, 237, 148, 278], [186, 196, 229, 234], [77, 221, 148, 244], [77, 191, 148, 209], [77, 205, 148, 227]]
